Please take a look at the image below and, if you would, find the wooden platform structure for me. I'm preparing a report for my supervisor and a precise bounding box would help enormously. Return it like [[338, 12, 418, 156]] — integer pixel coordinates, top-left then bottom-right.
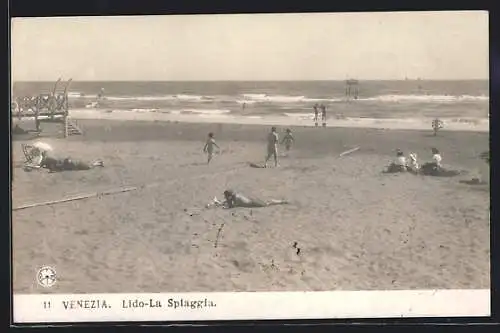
[[345, 79, 359, 100], [12, 78, 83, 137]]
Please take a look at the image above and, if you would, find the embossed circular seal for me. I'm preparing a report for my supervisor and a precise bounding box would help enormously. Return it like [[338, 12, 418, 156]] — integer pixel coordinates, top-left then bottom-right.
[[37, 266, 57, 288]]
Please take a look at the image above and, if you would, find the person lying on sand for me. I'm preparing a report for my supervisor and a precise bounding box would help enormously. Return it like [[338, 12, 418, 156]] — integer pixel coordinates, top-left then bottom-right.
[[40, 156, 104, 173], [203, 132, 220, 164], [222, 189, 289, 209], [384, 149, 408, 173], [264, 126, 279, 168], [25, 153, 104, 172]]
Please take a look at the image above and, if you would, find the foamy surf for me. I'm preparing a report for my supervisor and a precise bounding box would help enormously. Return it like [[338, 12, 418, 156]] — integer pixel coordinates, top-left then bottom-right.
[[131, 108, 160, 113], [68, 92, 98, 99], [359, 94, 489, 103], [67, 92, 488, 106], [241, 93, 342, 103], [68, 108, 488, 132], [180, 109, 231, 115]]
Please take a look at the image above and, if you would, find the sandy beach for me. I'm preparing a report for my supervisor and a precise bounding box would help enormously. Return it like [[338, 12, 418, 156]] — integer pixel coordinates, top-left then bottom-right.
[[12, 119, 490, 294]]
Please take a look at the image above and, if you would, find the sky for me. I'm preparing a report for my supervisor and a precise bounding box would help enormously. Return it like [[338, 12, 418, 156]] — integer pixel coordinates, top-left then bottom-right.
[[11, 11, 489, 81]]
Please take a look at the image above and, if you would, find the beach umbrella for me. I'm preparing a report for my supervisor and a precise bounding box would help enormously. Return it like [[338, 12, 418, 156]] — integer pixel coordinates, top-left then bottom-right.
[[32, 141, 54, 153]]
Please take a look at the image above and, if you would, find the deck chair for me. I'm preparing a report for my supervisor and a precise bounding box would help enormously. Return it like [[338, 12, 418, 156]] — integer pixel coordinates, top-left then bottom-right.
[[21, 143, 44, 170], [21, 143, 35, 163]]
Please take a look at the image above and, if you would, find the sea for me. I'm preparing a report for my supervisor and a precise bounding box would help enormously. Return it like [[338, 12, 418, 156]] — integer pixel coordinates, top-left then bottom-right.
[[12, 80, 489, 129]]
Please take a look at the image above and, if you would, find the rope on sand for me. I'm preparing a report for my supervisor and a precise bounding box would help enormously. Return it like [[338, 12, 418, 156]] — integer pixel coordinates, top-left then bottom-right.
[[13, 163, 245, 211], [13, 186, 138, 211], [339, 146, 360, 157]]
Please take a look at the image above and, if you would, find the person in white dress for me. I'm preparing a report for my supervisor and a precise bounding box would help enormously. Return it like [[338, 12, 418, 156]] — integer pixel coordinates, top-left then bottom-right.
[[431, 148, 443, 169], [408, 152, 420, 173]]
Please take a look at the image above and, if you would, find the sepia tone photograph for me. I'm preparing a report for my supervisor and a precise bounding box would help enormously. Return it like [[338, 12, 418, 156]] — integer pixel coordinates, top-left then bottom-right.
[[11, 11, 489, 298]]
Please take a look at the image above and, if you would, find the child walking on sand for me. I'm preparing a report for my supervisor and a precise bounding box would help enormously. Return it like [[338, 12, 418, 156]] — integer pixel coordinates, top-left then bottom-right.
[[281, 128, 295, 152], [203, 132, 220, 164], [264, 126, 279, 168]]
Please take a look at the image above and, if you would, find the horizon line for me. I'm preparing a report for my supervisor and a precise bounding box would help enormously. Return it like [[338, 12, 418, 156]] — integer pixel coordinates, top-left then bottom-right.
[[12, 78, 489, 83]]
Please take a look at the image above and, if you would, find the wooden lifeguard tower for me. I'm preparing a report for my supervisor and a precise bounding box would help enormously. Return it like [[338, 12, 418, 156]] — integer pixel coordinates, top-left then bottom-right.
[[345, 79, 359, 100], [12, 78, 82, 137]]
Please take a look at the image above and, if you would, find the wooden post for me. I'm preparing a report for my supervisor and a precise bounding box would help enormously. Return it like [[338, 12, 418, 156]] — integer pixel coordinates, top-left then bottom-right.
[[64, 114, 68, 138], [35, 103, 41, 132]]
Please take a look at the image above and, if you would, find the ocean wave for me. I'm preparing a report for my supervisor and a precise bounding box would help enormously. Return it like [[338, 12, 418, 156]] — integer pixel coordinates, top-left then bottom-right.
[[106, 94, 210, 102], [235, 99, 257, 104], [181, 109, 231, 115], [447, 117, 488, 125], [131, 108, 160, 113], [68, 91, 488, 106], [359, 94, 489, 103], [123, 108, 231, 115], [284, 113, 315, 120], [241, 93, 341, 103], [68, 92, 98, 99]]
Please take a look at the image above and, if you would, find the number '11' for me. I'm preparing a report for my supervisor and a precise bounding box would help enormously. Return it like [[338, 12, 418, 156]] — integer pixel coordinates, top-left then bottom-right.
[[43, 301, 51, 309]]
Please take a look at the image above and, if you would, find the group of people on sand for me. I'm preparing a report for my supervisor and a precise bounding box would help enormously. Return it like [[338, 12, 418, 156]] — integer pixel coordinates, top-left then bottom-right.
[[202, 126, 296, 209], [203, 126, 294, 167], [313, 103, 327, 127], [385, 147, 449, 176], [22, 141, 104, 173]]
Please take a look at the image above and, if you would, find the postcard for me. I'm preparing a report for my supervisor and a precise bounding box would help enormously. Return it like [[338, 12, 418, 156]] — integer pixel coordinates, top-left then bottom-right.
[[11, 11, 490, 324]]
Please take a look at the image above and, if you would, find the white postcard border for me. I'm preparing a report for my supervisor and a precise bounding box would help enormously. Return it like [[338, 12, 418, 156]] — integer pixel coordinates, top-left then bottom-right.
[[13, 289, 490, 323]]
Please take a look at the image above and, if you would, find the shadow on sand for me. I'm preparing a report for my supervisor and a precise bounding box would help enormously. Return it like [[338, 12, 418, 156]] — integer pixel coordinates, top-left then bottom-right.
[[459, 179, 488, 186], [178, 162, 208, 167], [382, 163, 463, 178], [248, 162, 266, 169]]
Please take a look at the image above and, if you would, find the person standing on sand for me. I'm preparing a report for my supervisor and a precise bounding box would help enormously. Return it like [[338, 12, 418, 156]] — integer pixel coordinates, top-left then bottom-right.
[[203, 132, 220, 164], [313, 104, 319, 126], [432, 118, 443, 136], [264, 127, 280, 168], [320, 104, 327, 126], [222, 189, 288, 208], [281, 128, 295, 152]]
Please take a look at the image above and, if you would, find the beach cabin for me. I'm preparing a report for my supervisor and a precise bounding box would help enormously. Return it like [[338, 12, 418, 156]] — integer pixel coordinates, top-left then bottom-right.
[[345, 79, 359, 100]]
